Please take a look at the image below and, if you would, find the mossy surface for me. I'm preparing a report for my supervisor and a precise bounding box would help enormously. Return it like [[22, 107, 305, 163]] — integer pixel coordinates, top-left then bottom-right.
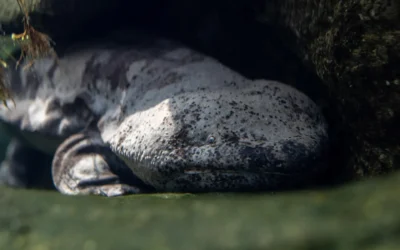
[[261, 0, 400, 179], [1, 171, 400, 250]]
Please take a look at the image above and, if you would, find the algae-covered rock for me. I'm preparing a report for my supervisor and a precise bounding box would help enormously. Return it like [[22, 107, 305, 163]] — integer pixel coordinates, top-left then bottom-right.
[[1, 171, 400, 250], [259, 0, 400, 179]]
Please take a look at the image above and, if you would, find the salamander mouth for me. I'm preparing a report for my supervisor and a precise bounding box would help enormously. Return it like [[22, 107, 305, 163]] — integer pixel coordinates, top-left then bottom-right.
[[182, 169, 292, 176], [116, 137, 327, 193]]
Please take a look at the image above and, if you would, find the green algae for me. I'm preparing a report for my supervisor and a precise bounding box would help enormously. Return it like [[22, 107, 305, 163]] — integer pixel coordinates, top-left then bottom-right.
[[1, 171, 400, 250]]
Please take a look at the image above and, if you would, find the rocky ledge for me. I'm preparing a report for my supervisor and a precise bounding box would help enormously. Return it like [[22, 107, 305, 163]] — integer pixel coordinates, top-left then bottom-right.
[[1, 171, 400, 250]]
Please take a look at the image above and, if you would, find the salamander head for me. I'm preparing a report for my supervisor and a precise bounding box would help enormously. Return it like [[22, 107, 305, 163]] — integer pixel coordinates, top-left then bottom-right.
[[108, 80, 328, 192]]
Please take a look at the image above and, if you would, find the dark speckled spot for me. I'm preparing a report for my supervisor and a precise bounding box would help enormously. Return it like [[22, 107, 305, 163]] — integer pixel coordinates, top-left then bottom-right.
[[229, 101, 238, 106], [222, 133, 240, 143], [225, 111, 234, 119]]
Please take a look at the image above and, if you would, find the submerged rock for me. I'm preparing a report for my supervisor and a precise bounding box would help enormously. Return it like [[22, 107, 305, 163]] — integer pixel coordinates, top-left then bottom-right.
[[1, 170, 399, 250]]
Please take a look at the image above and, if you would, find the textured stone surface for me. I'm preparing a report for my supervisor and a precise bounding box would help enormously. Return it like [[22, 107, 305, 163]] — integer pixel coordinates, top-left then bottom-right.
[[260, 0, 400, 179], [1, 170, 400, 250]]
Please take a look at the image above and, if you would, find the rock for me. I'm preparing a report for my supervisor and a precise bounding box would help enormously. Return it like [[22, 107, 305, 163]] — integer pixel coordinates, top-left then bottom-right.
[[0, 171, 400, 249], [259, 0, 400, 179]]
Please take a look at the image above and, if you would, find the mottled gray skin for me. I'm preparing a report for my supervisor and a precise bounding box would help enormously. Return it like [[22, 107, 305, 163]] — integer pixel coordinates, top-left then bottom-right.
[[0, 34, 328, 196]]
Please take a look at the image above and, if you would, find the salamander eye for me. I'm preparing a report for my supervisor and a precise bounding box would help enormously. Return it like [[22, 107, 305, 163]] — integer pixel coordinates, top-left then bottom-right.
[[207, 135, 216, 144]]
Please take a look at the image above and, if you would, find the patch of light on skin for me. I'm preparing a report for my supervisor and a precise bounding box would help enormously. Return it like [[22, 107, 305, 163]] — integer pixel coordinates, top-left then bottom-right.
[[108, 98, 177, 160], [120, 88, 127, 106], [100, 107, 125, 143], [72, 155, 109, 179], [27, 98, 51, 129], [101, 124, 117, 144], [58, 119, 71, 135]]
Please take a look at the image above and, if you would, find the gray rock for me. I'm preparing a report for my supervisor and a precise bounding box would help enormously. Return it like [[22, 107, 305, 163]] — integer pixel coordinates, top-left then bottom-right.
[[0, 32, 328, 195]]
